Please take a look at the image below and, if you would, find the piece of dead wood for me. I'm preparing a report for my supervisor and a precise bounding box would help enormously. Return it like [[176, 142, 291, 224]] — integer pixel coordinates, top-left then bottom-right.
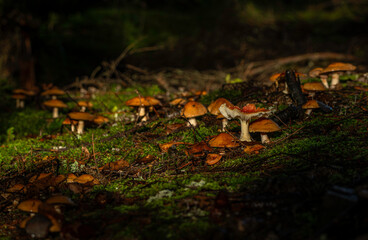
[[233, 52, 357, 78]]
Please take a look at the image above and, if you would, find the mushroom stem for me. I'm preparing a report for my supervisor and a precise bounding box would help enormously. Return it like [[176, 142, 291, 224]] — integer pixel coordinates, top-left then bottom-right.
[[260, 133, 270, 144], [320, 75, 329, 89], [138, 107, 145, 117], [187, 118, 197, 127], [16, 99, 20, 108], [20, 100, 25, 108], [52, 107, 59, 118], [80, 106, 86, 112], [239, 120, 252, 142], [282, 83, 289, 94], [330, 73, 340, 89], [77, 120, 84, 134], [221, 119, 228, 132], [52, 95, 57, 100], [71, 124, 75, 132], [305, 109, 313, 115]]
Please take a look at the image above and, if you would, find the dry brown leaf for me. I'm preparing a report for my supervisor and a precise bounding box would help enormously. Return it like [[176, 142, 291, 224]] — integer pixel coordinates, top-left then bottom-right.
[[185, 141, 213, 157], [17, 199, 43, 213], [66, 173, 77, 183], [29, 173, 53, 183], [165, 123, 185, 134], [206, 153, 222, 165], [159, 141, 186, 152], [136, 155, 155, 164], [101, 159, 130, 171], [244, 144, 265, 154], [74, 174, 94, 184], [7, 184, 27, 193], [51, 175, 66, 186], [46, 195, 75, 205]]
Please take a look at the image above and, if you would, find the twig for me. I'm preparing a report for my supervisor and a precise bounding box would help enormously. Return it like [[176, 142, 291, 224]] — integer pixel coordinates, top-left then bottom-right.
[[92, 134, 99, 174]]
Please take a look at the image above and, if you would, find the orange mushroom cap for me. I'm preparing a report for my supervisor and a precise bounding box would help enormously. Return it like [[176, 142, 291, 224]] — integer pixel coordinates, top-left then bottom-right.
[[208, 133, 239, 148], [181, 101, 207, 118], [249, 118, 281, 133]]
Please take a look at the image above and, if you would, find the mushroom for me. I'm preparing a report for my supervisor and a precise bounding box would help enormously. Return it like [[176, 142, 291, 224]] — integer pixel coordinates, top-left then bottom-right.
[[181, 101, 207, 127], [208, 133, 239, 148], [77, 101, 93, 112], [302, 100, 320, 115], [320, 62, 357, 89], [41, 87, 66, 100], [249, 118, 281, 144], [125, 96, 161, 122], [269, 72, 306, 94], [12, 89, 36, 108], [308, 67, 327, 89], [43, 99, 67, 118], [12, 94, 26, 109], [302, 82, 326, 98], [207, 98, 234, 132], [219, 103, 271, 142], [62, 118, 78, 132], [67, 112, 96, 134]]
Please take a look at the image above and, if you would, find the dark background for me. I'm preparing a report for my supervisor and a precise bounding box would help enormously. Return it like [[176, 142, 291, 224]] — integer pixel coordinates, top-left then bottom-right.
[[0, 0, 367, 88]]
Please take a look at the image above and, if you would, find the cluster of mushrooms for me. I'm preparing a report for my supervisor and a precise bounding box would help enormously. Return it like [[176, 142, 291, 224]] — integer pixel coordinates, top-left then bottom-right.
[[11, 86, 109, 135], [10, 62, 357, 143]]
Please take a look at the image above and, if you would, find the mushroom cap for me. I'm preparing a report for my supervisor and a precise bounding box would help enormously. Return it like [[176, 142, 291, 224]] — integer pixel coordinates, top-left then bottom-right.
[[41, 87, 65, 96], [13, 89, 35, 96], [321, 62, 357, 74], [208, 98, 234, 116], [270, 73, 283, 82], [303, 82, 326, 91], [11, 94, 26, 100], [17, 199, 42, 213], [219, 103, 270, 121], [302, 100, 320, 109], [208, 133, 239, 148], [309, 67, 324, 78], [43, 99, 67, 108], [125, 96, 161, 107], [270, 72, 306, 82], [181, 101, 207, 118], [62, 118, 71, 125], [68, 112, 96, 121], [77, 101, 93, 108], [249, 118, 281, 133]]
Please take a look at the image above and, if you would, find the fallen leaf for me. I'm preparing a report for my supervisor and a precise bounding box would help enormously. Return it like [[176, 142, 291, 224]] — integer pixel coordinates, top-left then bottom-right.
[[206, 154, 222, 165], [159, 141, 186, 152], [136, 155, 155, 164], [185, 141, 213, 157], [244, 144, 265, 154], [66, 174, 77, 183], [17, 199, 43, 213], [51, 175, 66, 186], [101, 159, 130, 171], [74, 174, 94, 184], [7, 184, 27, 193], [165, 123, 185, 134], [46, 195, 75, 205]]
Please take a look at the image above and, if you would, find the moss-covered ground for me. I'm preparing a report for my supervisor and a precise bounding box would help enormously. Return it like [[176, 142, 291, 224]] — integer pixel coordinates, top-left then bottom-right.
[[0, 78, 368, 239]]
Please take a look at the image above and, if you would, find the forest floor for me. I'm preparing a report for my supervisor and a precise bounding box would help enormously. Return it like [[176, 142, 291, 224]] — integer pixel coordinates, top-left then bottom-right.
[[0, 70, 368, 239]]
